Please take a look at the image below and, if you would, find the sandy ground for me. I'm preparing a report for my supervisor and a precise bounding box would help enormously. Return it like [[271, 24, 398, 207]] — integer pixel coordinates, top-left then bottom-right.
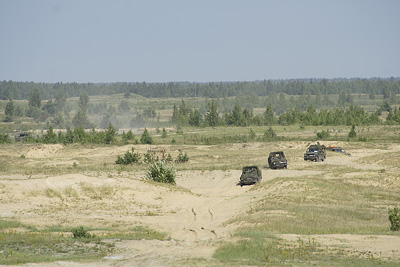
[[1, 142, 400, 266]]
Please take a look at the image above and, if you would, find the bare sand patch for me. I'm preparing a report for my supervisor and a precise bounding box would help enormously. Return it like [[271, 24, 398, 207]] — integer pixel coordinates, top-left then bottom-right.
[[25, 144, 64, 158]]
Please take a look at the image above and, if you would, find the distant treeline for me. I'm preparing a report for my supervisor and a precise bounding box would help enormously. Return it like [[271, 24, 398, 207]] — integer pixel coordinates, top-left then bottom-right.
[[1, 78, 400, 100]]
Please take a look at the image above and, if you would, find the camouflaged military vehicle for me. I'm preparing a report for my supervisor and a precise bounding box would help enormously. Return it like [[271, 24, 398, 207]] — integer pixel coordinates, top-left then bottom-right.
[[326, 146, 351, 156], [238, 166, 262, 186], [268, 151, 287, 169], [304, 144, 326, 162]]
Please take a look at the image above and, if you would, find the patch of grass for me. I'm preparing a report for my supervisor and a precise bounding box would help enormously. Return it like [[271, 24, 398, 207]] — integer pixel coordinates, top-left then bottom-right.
[[45, 188, 63, 199], [63, 186, 79, 198], [79, 183, 116, 200], [214, 229, 399, 266], [0, 218, 22, 230], [0, 230, 112, 265], [0, 221, 168, 265], [229, 176, 400, 235]]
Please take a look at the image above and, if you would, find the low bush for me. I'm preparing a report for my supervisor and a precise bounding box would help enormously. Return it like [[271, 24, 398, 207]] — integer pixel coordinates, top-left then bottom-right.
[[71, 226, 93, 238], [263, 126, 276, 140], [116, 147, 141, 165], [316, 129, 330, 140], [389, 207, 400, 231], [175, 151, 189, 163], [146, 160, 176, 184]]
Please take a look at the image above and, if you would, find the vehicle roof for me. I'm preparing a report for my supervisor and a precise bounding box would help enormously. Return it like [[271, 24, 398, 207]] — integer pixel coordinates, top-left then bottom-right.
[[242, 166, 259, 169]]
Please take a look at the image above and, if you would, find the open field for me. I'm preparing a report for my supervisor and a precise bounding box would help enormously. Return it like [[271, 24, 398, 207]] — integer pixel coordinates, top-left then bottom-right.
[[1, 128, 400, 266]]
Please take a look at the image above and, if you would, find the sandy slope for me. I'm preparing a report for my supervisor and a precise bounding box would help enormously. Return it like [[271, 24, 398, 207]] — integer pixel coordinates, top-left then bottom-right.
[[1, 142, 400, 266]]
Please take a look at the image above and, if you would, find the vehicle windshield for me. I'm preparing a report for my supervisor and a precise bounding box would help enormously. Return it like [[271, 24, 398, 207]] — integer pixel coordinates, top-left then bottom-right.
[[243, 167, 257, 173], [307, 148, 319, 153]]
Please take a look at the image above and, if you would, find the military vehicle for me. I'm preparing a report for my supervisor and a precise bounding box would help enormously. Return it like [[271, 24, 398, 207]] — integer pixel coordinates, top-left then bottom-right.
[[326, 146, 351, 156], [268, 151, 287, 169], [304, 144, 326, 162], [238, 166, 262, 186], [15, 132, 31, 142]]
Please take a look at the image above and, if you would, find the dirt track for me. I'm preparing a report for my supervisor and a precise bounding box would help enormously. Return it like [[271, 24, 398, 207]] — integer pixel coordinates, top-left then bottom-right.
[[1, 142, 400, 266]]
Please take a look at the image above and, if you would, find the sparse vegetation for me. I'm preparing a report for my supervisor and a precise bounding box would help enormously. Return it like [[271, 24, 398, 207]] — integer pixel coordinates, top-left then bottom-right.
[[71, 226, 93, 238], [316, 129, 330, 139], [389, 207, 400, 231], [116, 147, 141, 165], [175, 151, 189, 163], [0, 221, 167, 265]]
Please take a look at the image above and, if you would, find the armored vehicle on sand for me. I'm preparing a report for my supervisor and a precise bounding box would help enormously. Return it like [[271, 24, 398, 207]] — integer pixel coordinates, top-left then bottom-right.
[[268, 151, 287, 169], [238, 166, 262, 186], [304, 144, 326, 162]]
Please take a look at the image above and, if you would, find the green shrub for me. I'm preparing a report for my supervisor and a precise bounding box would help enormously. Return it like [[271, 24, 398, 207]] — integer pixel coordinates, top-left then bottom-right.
[[42, 125, 57, 144], [115, 147, 141, 165], [263, 126, 276, 140], [316, 129, 330, 140], [0, 133, 12, 144], [140, 128, 153, 144], [248, 128, 256, 140], [146, 160, 176, 184], [71, 226, 93, 238], [144, 152, 156, 164], [389, 207, 400, 231], [348, 125, 357, 138], [161, 128, 168, 138], [175, 151, 189, 163]]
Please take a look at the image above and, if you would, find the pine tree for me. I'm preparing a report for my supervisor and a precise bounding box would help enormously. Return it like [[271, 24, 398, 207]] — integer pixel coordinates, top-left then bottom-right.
[[204, 99, 219, 127], [4, 98, 15, 122], [105, 122, 116, 144], [29, 88, 41, 108], [348, 125, 357, 138], [140, 128, 153, 144]]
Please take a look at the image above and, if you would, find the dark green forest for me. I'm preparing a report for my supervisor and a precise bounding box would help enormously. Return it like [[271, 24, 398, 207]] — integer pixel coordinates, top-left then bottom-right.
[[1, 78, 400, 100], [2, 78, 400, 142]]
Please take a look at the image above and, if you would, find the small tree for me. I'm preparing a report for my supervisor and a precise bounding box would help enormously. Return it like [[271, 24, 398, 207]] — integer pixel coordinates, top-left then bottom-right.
[[204, 99, 219, 127], [161, 128, 168, 138], [316, 129, 330, 140], [389, 207, 400, 231], [248, 128, 256, 140], [43, 125, 57, 144], [348, 125, 357, 139], [126, 130, 135, 140], [4, 98, 15, 122], [116, 147, 141, 165], [104, 122, 116, 144], [263, 126, 276, 140], [140, 128, 153, 144], [29, 88, 41, 109]]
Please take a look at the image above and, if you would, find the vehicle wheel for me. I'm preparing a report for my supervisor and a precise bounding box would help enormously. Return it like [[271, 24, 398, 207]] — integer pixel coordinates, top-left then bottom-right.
[[315, 157, 319, 162], [284, 165, 287, 169]]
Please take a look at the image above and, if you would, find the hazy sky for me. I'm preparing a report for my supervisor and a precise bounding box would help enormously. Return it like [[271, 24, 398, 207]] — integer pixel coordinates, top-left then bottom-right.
[[0, 0, 399, 83]]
